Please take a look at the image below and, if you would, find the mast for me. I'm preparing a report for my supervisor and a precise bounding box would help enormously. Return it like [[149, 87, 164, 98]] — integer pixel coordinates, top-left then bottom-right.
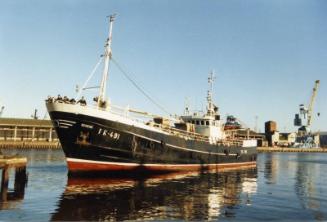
[[207, 70, 216, 116], [98, 14, 116, 108]]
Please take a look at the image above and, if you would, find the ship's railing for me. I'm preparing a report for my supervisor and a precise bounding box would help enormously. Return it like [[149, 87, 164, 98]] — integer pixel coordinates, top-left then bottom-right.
[[46, 99, 249, 147], [149, 122, 244, 147], [45, 97, 154, 124], [97, 104, 247, 147], [108, 104, 162, 124], [225, 129, 264, 140]]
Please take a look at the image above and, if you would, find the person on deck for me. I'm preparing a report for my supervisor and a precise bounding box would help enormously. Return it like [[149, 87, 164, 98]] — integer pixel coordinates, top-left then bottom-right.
[[78, 96, 87, 106], [56, 94, 63, 102]]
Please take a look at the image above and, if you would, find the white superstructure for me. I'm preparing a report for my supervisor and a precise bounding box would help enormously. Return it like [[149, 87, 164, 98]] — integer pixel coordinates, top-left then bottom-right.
[[180, 71, 225, 143]]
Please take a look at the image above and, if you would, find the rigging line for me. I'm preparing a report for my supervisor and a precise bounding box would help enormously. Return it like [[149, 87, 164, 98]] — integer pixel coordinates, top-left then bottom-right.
[[111, 57, 171, 116], [75, 57, 104, 100]]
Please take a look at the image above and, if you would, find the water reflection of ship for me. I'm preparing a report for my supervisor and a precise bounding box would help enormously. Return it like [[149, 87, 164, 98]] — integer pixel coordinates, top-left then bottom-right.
[[51, 168, 257, 221]]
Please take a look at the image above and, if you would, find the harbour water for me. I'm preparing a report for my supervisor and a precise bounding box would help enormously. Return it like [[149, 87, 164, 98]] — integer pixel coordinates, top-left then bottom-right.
[[0, 149, 326, 221]]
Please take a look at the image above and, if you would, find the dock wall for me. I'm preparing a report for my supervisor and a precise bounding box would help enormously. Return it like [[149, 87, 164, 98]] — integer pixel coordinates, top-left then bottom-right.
[[0, 118, 61, 149], [258, 147, 327, 153]]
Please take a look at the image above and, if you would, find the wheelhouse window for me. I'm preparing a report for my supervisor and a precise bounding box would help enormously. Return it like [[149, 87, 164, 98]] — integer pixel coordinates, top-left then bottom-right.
[[201, 121, 204, 125], [206, 121, 210, 126], [196, 120, 200, 125]]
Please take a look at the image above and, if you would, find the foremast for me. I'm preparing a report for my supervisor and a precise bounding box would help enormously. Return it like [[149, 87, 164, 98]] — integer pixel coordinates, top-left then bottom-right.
[[98, 14, 116, 108], [206, 71, 216, 116]]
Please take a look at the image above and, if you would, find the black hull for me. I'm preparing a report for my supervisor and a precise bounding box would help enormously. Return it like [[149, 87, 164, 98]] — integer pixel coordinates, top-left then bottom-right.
[[49, 111, 257, 173]]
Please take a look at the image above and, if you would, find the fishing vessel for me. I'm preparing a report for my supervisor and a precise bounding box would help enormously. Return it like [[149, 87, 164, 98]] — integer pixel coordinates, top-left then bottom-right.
[[46, 15, 257, 174]]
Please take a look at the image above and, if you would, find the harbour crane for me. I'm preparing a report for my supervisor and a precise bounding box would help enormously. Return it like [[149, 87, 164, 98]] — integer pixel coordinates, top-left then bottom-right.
[[306, 80, 320, 129], [294, 80, 320, 134], [293, 80, 320, 148]]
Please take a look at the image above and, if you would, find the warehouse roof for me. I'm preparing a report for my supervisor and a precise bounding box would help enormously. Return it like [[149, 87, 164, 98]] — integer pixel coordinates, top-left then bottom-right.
[[0, 118, 53, 127]]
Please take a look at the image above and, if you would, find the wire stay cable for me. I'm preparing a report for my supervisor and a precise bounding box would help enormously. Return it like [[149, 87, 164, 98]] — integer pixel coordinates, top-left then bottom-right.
[[111, 57, 171, 116], [75, 57, 104, 100]]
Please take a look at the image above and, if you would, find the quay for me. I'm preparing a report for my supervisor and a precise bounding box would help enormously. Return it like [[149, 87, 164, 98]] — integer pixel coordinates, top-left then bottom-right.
[[0, 118, 60, 149], [0, 154, 28, 204], [0, 141, 60, 149], [258, 147, 327, 153]]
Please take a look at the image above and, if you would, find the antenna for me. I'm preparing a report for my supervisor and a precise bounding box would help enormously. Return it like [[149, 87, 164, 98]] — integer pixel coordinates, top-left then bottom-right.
[[184, 97, 190, 115], [206, 70, 216, 116], [254, 115, 258, 132]]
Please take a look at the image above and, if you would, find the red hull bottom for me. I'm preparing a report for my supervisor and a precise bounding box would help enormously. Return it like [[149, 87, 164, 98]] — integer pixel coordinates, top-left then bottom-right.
[[67, 158, 257, 173]]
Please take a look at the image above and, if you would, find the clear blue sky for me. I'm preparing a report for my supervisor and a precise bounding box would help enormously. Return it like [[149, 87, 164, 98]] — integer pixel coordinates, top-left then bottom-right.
[[0, 0, 326, 132]]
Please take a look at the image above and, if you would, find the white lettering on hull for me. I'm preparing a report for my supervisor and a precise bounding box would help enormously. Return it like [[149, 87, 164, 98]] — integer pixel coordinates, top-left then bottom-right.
[[98, 128, 121, 140]]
